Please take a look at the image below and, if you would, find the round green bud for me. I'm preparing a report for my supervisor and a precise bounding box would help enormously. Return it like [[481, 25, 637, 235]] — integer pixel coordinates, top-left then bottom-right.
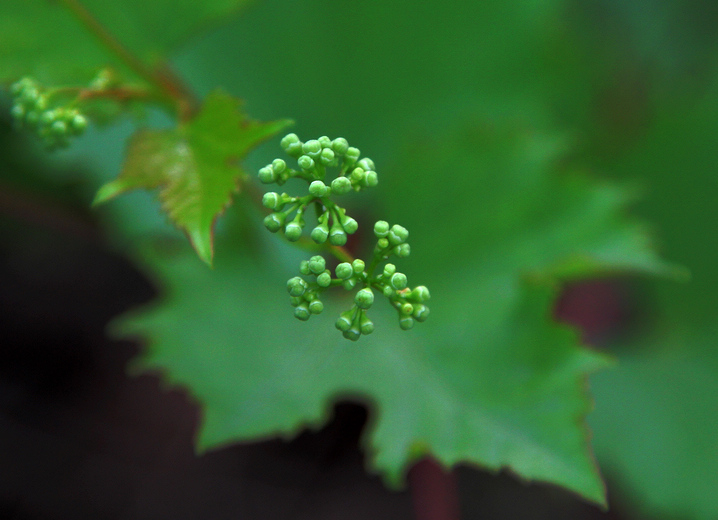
[[298, 155, 315, 171], [308, 180, 328, 198], [262, 192, 282, 210], [287, 276, 307, 297], [34, 95, 48, 112], [336, 262, 353, 280], [335, 310, 353, 332], [383, 285, 394, 298], [289, 296, 303, 307], [399, 316, 415, 330], [412, 286, 431, 302], [331, 137, 349, 154], [317, 271, 332, 287], [329, 228, 347, 246], [413, 304, 430, 322], [330, 176, 352, 195], [388, 224, 409, 245], [299, 260, 311, 275], [394, 243, 411, 257], [342, 217, 358, 235], [272, 158, 287, 174], [308, 255, 326, 275], [263, 213, 284, 232], [280, 133, 300, 150], [20, 87, 39, 104], [383, 263, 397, 277], [377, 237, 389, 249], [364, 171, 378, 187], [318, 135, 332, 148], [319, 147, 335, 165], [10, 104, 24, 120], [258, 166, 276, 184], [286, 142, 303, 157], [343, 327, 361, 341], [345, 147, 360, 161], [308, 300, 324, 314], [342, 278, 357, 290], [357, 158, 375, 171], [10, 79, 27, 95], [350, 167, 365, 183], [302, 139, 322, 156], [354, 288, 374, 309], [360, 313, 375, 335], [310, 223, 329, 243], [401, 302, 414, 315], [40, 110, 56, 126], [352, 259, 365, 274], [70, 114, 88, 133], [285, 221, 303, 241], [391, 272, 408, 290], [294, 304, 311, 321], [374, 220, 390, 238]]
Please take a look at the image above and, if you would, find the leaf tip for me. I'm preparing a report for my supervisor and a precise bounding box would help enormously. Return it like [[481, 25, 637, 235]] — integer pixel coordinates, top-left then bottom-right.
[[187, 226, 214, 268], [92, 179, 127, 207]]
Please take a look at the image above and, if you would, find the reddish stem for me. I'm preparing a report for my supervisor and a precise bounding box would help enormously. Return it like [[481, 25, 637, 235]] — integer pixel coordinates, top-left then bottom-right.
[[408, 457, 462, 520]]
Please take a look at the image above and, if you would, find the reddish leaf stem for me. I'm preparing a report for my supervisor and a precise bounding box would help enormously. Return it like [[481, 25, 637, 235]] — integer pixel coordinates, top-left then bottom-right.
[[408, 458, 462, 520], [57, 0, 198, 120]]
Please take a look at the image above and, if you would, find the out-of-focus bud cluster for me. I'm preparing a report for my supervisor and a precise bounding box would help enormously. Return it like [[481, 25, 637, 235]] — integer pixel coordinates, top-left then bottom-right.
[[10, 77, 88, 150]]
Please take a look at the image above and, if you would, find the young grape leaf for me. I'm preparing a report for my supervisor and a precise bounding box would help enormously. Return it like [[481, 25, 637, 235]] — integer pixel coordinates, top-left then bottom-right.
[[110, 119, 673, 507], [93, 90, 292, 265], [0, 0, 251, 84]]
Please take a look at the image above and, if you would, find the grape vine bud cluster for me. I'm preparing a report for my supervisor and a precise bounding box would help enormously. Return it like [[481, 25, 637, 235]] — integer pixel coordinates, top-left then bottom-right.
[[259, 133, 377, 245], [9, 77, 88, 149], [260, 134, 430, 341], [284, 220, 430, 340]]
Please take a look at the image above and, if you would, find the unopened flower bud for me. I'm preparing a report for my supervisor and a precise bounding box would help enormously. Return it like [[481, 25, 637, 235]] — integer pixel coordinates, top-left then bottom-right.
[[399, 316, 414, 330], [374, 220, 390, 238], [331, 176, 352, 195], [354, 288, 374, 309], [336, 262, 353, 280], [308, 180, 328, 198], [308, 255, 326, 275], [391, 272, 408, 290], [331, 137, 349, 154]]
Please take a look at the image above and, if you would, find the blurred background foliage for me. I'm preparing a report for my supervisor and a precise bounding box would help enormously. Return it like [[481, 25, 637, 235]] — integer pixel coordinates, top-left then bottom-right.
[[2, 0, 718, 519]]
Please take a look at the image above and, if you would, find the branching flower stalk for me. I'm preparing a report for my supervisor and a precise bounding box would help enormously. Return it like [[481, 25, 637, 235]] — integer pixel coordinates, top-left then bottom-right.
[[259, 133, 431, 340]]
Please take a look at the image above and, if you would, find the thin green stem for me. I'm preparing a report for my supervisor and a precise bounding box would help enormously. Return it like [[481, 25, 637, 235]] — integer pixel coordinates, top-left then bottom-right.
[[57, 0, 197, 119]]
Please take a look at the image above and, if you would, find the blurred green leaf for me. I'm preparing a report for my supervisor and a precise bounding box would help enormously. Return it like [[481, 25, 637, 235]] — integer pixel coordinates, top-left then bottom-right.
[[94, 90, 291, 265], [592, 338, 718, 520], [0, 0, 252, 84], [589, 76, 718, 520], [111, 117, 673, 506]]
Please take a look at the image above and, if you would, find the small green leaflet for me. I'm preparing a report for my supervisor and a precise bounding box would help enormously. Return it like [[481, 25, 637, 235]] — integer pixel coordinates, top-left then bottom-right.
[[94, 90, 292, 265]]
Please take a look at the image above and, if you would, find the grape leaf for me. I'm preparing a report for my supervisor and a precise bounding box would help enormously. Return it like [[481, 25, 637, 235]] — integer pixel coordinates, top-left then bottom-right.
[[591, 338, 718, 520], [93, 90, 292, 265], [111, 119, 673, 506], [589, 77, 718, 520], [0, 0, 251, 84]]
